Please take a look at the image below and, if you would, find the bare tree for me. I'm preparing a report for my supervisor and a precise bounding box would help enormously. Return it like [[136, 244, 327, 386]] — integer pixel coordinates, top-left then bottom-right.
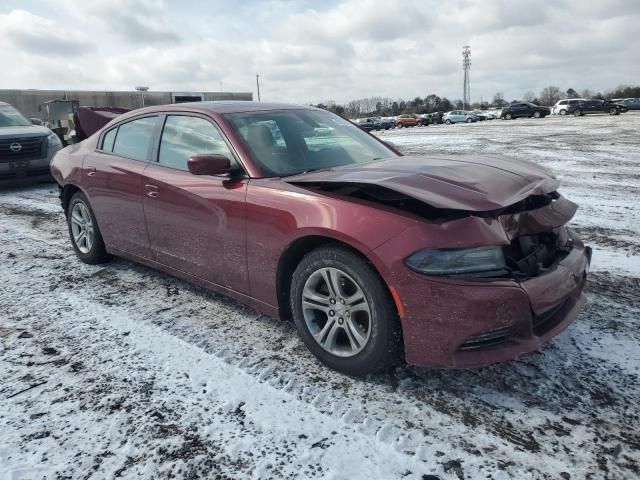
[[581, 88, 593, 99], [566, 88, 578, 98], [539, 86, 562, 106], [492, 92, 506, 107]]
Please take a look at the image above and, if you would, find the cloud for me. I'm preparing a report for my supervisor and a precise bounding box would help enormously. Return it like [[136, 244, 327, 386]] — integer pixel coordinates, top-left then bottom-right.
[[0, 10, 95, 56], [0, 1, 639, 103], [60, 0, 181, 44]]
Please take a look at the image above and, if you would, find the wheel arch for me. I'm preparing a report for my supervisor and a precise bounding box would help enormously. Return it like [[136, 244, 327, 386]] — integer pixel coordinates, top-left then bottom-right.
[[276, 235, 397, 321], [60, 183, 85, 216]]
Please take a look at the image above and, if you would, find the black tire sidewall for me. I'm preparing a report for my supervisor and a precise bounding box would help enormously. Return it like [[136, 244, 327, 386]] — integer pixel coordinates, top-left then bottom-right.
[[290, 247, 400, 376], [67, 192, 110, 264]]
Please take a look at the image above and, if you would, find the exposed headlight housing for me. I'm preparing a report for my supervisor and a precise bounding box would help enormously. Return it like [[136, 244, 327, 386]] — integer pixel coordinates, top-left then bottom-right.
[[406, 246, 507, 277]]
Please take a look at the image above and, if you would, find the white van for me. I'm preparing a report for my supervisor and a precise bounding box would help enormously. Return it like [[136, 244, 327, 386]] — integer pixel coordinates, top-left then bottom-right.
[[552, 99, 585, 115]]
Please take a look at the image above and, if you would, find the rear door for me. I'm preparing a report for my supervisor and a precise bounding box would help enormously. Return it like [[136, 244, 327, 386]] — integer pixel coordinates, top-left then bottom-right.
[[583, 100, 597, 113], [142, 113, 249, 293], [84, 115, 158, 259], [513, 104, 527, 117]]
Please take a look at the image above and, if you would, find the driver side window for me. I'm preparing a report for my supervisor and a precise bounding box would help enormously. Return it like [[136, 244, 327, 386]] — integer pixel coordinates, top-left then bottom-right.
[[158, 115, 235, 171]]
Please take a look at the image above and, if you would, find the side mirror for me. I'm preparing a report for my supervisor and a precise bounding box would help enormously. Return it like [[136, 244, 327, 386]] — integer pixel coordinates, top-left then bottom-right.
[[31, 118, 43, 126], [187, 154, 232, 176]]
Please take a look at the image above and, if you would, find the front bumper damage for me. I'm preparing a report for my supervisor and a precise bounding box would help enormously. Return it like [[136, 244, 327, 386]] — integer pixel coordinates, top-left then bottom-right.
[[372, 194, 592, 368]]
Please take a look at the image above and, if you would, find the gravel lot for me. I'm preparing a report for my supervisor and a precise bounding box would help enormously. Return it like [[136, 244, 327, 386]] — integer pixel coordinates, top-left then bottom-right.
[[1, 113, 639, 479]]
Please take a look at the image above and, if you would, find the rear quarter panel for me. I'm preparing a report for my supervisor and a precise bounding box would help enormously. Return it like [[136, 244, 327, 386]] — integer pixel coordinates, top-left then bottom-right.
[[50, 139, 94, 189]]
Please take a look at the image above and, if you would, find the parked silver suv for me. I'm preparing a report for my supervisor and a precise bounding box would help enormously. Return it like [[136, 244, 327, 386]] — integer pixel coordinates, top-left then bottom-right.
[[0, 101, 62, 185], [443, 110, 476, 124]]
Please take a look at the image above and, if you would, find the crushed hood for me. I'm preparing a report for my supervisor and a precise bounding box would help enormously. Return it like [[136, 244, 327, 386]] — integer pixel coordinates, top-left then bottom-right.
[[286, 155, 560, 211]]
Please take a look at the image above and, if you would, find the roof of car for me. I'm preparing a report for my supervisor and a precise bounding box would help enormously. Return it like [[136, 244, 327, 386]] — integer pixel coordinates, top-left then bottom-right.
[[157, 101, 316, 114]]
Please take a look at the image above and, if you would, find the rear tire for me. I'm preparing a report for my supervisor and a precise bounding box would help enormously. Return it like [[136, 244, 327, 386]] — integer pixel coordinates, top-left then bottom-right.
[[290, 246, 402, 376], [67, 191, 111, 265], [573, 110, 582, 117]]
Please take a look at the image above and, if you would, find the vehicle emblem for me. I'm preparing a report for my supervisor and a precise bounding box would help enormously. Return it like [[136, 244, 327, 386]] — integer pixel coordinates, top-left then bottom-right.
[[9, 142, 22, 153]]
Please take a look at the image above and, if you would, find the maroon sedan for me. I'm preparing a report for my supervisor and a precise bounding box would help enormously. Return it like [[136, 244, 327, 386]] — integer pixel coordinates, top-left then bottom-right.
[[50, 101, 591, 375]]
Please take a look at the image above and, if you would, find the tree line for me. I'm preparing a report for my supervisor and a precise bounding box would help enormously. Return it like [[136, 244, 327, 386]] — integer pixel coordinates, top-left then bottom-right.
[[313, 84, 640, 118]]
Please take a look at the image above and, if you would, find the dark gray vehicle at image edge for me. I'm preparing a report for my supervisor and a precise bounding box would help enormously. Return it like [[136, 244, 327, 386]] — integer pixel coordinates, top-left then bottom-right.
[[566, 99, 627, 117], [0, 101, 63, 185], [501, 103, 551, 120]]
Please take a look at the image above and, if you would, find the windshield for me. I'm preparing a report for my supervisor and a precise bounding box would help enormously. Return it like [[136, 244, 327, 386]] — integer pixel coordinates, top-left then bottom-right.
[[0, 104, 32, 127], [223, 109, 396, 177]]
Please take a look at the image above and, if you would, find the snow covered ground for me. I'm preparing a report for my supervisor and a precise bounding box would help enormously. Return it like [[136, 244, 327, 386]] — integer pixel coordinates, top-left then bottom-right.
[[1, 113, 639, 479]]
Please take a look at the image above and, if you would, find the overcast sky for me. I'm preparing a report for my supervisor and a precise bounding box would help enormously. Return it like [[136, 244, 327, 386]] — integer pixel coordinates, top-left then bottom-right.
[[1, 0, 639, 104]]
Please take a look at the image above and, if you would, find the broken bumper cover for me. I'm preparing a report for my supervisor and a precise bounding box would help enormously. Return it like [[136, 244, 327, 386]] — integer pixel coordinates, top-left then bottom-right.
[[375, 232, 591, 368]]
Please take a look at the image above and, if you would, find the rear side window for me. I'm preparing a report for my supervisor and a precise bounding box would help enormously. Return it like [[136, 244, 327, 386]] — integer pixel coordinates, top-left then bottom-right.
[[101, 128, 117, 152], [112, 116, 158, 161], [158, 115, 235, 171]]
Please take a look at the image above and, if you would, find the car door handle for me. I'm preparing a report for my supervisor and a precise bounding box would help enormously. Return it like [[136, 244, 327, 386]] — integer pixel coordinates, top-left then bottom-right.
[[86, 167, 96, 177], [145, 184, 159, 198]]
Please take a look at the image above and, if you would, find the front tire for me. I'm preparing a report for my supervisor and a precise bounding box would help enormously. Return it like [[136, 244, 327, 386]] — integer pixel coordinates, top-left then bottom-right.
[[533, 111, 541, 118], [67, 192, 111, 264], [573, 110, 582, 117], [609, 107, 619, 115], [559, 109, 567, 115], [505, 113, 512, 120], [290, 246, 401, 376], [445, 119, 452, 125]]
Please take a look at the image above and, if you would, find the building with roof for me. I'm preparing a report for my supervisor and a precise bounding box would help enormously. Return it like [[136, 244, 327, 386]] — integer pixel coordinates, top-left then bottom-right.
[[0, 89, 253, 119]]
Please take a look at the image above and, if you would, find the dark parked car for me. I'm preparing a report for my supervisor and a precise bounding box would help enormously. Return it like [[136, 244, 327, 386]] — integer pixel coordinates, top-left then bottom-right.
[[353, 117, 379, 131], [428, 112, 444, 124], [377, 117, 394, 130], [566, 99, 626, 116], [0, 101, 63, 185], [501, 103, 550, 119], [50, 102, 591, 375]]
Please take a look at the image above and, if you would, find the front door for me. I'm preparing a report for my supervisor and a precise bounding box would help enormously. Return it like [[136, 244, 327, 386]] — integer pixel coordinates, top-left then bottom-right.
[[142, 114, 249, 293], [84, 115, 158, 259]]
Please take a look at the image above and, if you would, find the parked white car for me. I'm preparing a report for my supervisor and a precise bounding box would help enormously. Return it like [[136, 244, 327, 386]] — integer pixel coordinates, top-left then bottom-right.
[[552, 99, 585, 115], [443, 110, 476, 124]]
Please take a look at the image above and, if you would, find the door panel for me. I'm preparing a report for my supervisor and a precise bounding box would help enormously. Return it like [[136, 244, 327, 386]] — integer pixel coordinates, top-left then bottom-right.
[[142, 165, 249, 292], [84, 152, 151, 258]]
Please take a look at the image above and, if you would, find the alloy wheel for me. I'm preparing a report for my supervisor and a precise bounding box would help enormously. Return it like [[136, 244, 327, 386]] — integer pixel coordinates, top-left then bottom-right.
[[301, 267, 372, 357], [70, 201, 94, 254]]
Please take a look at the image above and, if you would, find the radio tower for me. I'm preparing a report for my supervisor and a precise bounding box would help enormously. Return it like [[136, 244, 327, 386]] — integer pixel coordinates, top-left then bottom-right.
[[462, 46, 471, 110]]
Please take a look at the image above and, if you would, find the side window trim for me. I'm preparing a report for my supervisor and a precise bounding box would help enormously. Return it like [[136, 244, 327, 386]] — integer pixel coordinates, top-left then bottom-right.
[[153, 112, 246, 176], [95, 114, 160, 162]]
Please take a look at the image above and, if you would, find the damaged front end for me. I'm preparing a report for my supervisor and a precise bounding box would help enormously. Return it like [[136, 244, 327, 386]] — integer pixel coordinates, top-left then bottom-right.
[[285, 155, 592, 367], [290, 179, 585, 282]]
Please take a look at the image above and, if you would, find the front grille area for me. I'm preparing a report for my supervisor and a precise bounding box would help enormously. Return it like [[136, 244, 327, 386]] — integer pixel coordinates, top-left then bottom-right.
[[502, 228, 572, 279], [459, 326, 513, 350], [0, 136, 47, 162]]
